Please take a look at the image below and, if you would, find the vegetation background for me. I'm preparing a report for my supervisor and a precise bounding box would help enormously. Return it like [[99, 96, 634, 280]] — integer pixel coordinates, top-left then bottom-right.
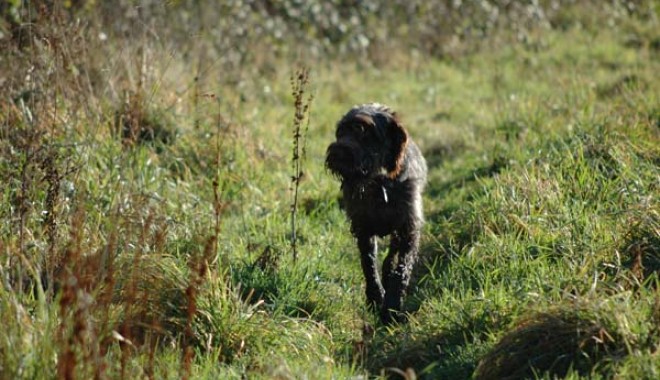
[[1, 0, 658, 378]]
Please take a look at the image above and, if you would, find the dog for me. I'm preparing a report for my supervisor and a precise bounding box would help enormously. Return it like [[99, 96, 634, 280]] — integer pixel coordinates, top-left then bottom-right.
[[326, 103, 427, 324]]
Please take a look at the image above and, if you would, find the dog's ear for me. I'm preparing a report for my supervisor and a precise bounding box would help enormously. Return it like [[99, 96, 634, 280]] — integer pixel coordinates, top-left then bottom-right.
[[383, 113, 408, 179]]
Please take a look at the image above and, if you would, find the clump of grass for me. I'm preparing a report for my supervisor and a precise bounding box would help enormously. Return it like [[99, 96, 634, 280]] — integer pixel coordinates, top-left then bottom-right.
[[620, 212, 660, 286], [289, 66, 313, 261], [115, 91, 176, 149], [474, 307, 622, 379], [112, 254, 188, 345]]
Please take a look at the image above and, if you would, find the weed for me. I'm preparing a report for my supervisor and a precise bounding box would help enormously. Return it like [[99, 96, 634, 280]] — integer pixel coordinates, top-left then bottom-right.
[[289, 66, 313, 262]]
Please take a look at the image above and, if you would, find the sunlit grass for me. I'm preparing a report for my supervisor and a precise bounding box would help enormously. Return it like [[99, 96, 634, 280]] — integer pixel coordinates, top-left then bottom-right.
[[1, 2, 658, 379]]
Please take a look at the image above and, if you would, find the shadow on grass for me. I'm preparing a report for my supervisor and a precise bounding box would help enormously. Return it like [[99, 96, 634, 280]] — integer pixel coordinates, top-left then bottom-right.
[[398, 156, 508, 319], [423, 139, 467, 169], [426, 155, 508, 201], [360, 311, 495, 379]]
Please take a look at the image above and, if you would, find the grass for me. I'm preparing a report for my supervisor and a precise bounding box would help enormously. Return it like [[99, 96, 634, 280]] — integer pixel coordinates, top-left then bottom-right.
[[1, 2, 659, 379]]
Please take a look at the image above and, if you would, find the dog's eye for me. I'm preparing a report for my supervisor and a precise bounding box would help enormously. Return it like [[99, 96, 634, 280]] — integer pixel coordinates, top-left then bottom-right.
[[336, 125, 350, 138]]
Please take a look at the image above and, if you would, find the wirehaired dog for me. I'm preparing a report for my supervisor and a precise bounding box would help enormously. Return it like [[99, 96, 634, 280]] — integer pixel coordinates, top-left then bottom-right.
[[326, 103, 427, 324]]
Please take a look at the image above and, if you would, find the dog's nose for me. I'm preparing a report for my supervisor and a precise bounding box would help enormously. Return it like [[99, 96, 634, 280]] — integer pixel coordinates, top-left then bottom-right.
[[327, 143, 355, 164]]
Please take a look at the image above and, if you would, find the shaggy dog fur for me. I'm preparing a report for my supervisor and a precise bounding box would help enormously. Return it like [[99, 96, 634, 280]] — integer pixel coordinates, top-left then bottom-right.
[[326, 103, 427, 324]]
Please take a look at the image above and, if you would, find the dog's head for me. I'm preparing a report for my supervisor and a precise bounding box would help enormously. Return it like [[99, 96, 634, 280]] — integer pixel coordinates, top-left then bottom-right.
[[326, 103, 408, 180]]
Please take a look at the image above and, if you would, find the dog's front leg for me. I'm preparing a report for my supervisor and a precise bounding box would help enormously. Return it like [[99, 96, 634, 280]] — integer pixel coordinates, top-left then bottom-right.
[[381, 228, 420, 324], [357, 235, 385, 310]]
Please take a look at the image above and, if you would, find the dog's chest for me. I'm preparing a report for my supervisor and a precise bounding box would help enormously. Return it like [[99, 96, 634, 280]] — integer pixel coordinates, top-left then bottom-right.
[[342, 179, 409, 237]]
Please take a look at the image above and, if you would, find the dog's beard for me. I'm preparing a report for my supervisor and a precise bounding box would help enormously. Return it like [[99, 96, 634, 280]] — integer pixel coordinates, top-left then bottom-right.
[[326, 144, 370, 179], [326, 159, 377, 181]]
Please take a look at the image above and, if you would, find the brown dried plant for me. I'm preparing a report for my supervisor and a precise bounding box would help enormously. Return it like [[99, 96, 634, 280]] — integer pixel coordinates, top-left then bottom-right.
[[289, 66, 314, 262]]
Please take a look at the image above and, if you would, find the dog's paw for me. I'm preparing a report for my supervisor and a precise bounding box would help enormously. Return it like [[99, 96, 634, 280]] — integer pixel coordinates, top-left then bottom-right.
[[366, 289, 384, 312], [380, 306, 407, 325]]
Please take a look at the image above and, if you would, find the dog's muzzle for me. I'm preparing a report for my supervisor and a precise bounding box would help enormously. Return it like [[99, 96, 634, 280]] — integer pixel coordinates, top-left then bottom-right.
[[326, 140, 376, 179], [326, 142, 358, 177]]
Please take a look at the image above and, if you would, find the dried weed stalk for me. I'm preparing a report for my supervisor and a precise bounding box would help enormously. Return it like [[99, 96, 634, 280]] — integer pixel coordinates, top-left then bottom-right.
[[182, 93, 227, 379], [289, 66, 313, 262]]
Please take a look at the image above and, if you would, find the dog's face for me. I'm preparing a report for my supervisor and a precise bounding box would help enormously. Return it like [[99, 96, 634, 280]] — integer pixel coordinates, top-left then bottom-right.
[[326, 104, 408, 180]]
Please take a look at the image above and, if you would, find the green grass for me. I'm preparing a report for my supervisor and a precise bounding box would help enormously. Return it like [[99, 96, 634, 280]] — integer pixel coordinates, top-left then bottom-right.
[[1, 3, 659, 379]]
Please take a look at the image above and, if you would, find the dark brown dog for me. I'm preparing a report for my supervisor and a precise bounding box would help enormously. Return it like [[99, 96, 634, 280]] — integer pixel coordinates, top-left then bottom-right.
[[326, 103, 427, 324]]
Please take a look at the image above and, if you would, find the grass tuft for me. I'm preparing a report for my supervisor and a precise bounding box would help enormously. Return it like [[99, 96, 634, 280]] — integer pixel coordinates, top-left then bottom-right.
[[475, 305, 622, 379]]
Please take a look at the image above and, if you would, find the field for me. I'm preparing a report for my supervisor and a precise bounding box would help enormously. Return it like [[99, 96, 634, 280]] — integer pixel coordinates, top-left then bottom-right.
[[1, 1, 659, 379]]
